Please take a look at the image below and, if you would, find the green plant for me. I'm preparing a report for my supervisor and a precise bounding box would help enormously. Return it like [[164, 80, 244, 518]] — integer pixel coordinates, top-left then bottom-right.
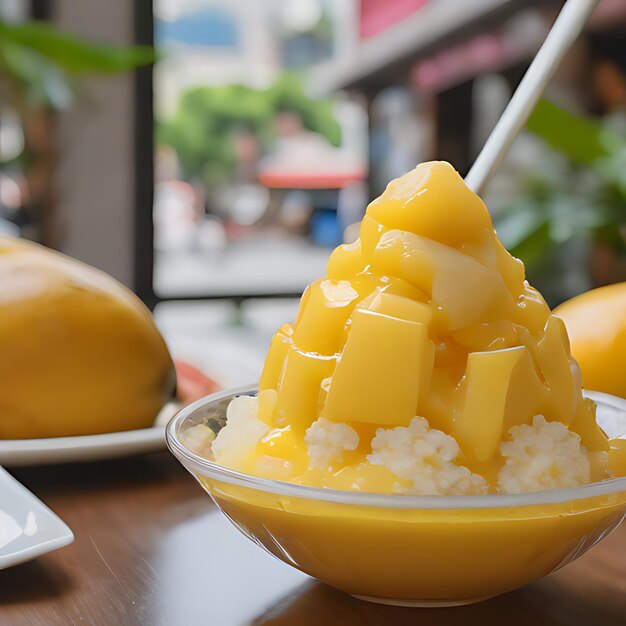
[[159, 73, 341, 186], [495, 99, 626, 304], [0, 19, 154, 246]]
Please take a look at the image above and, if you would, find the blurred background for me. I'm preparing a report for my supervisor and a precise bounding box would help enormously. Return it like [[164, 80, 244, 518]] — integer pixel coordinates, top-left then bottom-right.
[[1, 0, 625, 384]]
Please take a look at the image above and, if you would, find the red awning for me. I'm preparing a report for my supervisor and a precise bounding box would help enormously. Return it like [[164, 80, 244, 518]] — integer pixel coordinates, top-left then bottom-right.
[[258, 169, 366, 190]]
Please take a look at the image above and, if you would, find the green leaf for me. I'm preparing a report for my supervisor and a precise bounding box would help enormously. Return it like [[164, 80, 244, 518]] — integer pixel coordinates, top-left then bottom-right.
[[0, 40, 73, 108], [494, 201, 543, 250], [509, 220, 553, 271], [526, 99, 625, 166], [0, 20, 155, 74]]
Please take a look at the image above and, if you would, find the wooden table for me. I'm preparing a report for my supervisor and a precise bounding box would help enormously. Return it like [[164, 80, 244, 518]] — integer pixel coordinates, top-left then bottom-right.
[[2, 453, 625, 625]]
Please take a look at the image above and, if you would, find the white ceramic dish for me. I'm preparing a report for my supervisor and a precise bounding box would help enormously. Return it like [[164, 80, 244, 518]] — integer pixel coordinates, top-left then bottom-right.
[[0, 402, 180, 467], [0, 467, 73, 569]]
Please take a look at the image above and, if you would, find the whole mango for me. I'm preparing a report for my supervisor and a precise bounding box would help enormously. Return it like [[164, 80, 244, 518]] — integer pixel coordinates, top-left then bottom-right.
[[553, 282, 626, 399], [0, 236, 175, 438]]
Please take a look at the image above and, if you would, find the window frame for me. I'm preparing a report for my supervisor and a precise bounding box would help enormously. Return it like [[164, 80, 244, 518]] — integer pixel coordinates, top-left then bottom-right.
[[133, 1, 306, 310]]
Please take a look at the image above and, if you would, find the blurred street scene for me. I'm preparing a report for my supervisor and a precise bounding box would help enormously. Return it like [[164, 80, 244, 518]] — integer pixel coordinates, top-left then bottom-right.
[[153, 0, 367, 296]]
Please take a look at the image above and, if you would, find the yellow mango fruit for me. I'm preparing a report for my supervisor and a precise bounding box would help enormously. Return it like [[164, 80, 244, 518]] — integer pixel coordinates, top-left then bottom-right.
[[503, 347, 548, 428], [326, 240, 365, 279], [380, 276, 428, 302], [259, 324, 293, 391], [366, 161, 493, 248], [569, 397, 608, 453], [323, 308, 432, 426], [533, 316, 577, 426], [361, 291, 436, 403], [451, 320, 520, 352], [293, 279, 359, 355], [0, 236, 174, 438], [494, 238, 526, 297], [326, 240, 386, 301], [454, 344, 551, 463], [418, 340, 436, 414], [454, 347, 528, 462], [348, 269, 385, 301], [362, 291, 433, 326], [553, 282, 626, 399], [257, 389, 278, 424], [515, 283, 551, 336], [369, 230, 430, 292], [421, 366, 460, 433], [274, 346, 336, 431], [359, 215, 389, 260], [372, 230, 514, 331]]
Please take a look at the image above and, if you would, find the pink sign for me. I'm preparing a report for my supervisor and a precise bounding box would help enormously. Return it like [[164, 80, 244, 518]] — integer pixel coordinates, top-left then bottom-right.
[[412, 32, 516, 93], [360, 0, 430, 39]]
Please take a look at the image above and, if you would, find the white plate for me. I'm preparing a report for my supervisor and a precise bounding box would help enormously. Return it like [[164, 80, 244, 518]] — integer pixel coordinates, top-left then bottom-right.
[[0, 467, 73, 569], [0, 402, 180, 468]]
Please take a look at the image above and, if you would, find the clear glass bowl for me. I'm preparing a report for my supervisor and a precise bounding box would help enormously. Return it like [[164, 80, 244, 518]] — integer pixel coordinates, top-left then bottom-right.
[[166, 386, 626, 607]]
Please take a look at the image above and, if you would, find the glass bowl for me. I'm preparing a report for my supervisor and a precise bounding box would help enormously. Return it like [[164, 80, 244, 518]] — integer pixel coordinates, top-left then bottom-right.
[[166, 386, 626, 607]]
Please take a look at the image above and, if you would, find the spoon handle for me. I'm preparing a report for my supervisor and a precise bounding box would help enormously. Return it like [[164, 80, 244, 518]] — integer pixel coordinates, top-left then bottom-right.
[[465, 0, 599, 196]]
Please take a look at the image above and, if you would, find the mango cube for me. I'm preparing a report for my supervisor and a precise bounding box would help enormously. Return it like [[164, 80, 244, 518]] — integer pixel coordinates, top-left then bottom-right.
[[259, 323, 293, 391], [381, 276, 428, 302], [293, 278, 359, 355], [274, 345, 336, 430], [372, 230, 515, 331], [362, 291, 433, 327], [533, 316, 577, 425], [454, 344, 549, 463], [359, 215, 388, 260], [515, 283, 550, 336], [366, 161, 492, 247], [322, 308, 431, 426], [569, 397, 608, 452], [257, 388, 278, 424], [503, 346, 548, 428], [454, 347, 527, 462], [451, 320, 519, 352], [327, 240, 365, 279]]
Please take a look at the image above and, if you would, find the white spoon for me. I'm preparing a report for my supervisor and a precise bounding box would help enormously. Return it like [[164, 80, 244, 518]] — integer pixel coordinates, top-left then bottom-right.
[[465, 0, 599, 196]]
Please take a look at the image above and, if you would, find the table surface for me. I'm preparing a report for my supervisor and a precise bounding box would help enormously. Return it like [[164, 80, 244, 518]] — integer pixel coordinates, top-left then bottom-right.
[[2, 453, 625, 626]]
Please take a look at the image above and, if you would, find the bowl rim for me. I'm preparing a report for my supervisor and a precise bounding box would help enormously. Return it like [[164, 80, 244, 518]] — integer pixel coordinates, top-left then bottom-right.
[[166, 385, 626, 510]]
